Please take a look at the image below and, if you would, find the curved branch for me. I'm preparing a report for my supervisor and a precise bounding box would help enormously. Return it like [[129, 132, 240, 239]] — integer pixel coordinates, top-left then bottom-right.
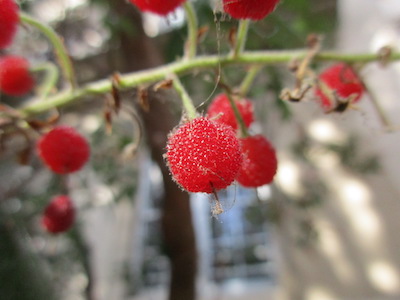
[[19, 49, 400, 118]]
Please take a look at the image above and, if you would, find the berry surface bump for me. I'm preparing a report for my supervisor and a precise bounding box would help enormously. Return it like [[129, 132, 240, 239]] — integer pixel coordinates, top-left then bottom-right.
[[0, 0, 20, 49], [166, 116, 242, 193], [223, 0, 280, 20], [315, 63, 365, 111], [237, 135, 277, 187], [37, 126, 90, 174], [0, 56, 34, 96], [207, 93, 254, 131], [129, 0, 186, 16], [42, 195, 75, 234]]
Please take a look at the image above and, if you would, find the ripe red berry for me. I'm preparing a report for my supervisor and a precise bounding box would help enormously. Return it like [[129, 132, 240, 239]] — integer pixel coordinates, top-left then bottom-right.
[[129, 0, 186, 16], [0, 0, 20, 49], [165, 116, 242, 193], [42, 195, 75, 234], [207, 93, 254, 131], [223, 0, 280, 20], [315, 63, 365, 111], [237, 135, 277, 187], [0, 56, 35, 96], [37, 126, 90, 174]]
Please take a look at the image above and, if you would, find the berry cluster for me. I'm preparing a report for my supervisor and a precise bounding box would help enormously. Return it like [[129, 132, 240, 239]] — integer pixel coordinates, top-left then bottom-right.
[[129, 0, 186, 16], [37, 126, 90, 234], [165, 93, 278, 195], [315, 63, 365, 112]]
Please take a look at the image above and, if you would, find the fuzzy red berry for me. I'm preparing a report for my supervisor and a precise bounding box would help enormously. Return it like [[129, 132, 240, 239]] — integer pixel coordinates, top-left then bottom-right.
[[165, 116, 242, 193], [129, 0, 186, 16], [207, 93, 254, 131], [0, 56, 35, 96], [42, 195, 75, 234], [223, 0, 280, 20], [315, 63, 365, 111], [237, 135, 277, 187], [0, 0, 19, 49], [37, 126, 90, 174]]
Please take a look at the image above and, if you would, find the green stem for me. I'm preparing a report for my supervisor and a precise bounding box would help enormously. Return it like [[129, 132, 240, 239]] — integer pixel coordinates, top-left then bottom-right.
[[232, 20, 250, 58], [18, 49, 400, 117], [183, 2, 198, 60], [363, 83, 394, 131], [171, 75, 197, 120], [239, 65, 262, 96], [225, 93, 249, 138], [31, 62, 59, 99], [20, 13, 76, 89]]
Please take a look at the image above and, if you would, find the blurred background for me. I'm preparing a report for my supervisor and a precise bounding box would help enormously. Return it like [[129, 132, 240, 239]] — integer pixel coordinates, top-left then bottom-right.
[[1, 0, 400, 299]]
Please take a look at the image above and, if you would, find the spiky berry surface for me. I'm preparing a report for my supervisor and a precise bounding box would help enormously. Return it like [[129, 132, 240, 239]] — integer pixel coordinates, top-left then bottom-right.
[[0, 56, 34, 96], [42, 195, 75, 234], [37, 126, 90, 174], [0, 0, 19, 49], [223, 0, 280, 20], [166, 116, 242, 193], [315, 63, 365, 110], [237, 135, 277, 187], [129, 0, 186, 16], [207, 93, 254, 131]]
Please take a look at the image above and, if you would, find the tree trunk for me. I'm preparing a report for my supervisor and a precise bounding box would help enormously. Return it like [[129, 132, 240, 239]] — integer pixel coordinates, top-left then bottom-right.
[[107, 3, 198, 299]]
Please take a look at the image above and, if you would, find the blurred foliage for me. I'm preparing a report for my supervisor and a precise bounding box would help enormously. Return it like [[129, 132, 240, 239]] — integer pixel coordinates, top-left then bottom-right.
[[292, 135, 381, 174], [0, 218, 57, 300]]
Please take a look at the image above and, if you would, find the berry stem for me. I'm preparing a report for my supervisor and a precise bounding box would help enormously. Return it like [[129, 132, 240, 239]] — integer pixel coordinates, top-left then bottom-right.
[[20, 13, 77, 89], [183, 2, 198, 60], [171, 74, 197, 120], [31, 62, 59, 99], [239, 65, 262, 96], [232, 19, 250, 58], [17, 50, 400, 118], [225, 92, 249, 137], [363, 82, 394, 131]]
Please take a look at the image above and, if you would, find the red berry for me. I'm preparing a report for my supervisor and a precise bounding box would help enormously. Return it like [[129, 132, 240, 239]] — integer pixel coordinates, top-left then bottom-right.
[[237, 135, 277, 187], [129, 0, 186, 16], [0, 56, 35, 96], [207, 93, 254, 131], [315, 63, 365, 111], [223, 0, 280, 20], [0, 0, 19, 49], [37, 126, 90, 174], [165, 116, 242, 193], [42, 195, 75, 234]]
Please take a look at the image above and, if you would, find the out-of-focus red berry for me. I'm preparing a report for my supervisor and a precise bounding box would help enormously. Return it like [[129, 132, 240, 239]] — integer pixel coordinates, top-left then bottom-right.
[[42, 195, 75, 234], [129, 0, 186, 16], [0, 0, 20, 49], [237, 134, 277, 187], [207, 93, 254, 131], [315, 63, 365, 111], [223, 0, 280, 20], [37, 126, 90, 174], [0, 56, 34, 96]]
